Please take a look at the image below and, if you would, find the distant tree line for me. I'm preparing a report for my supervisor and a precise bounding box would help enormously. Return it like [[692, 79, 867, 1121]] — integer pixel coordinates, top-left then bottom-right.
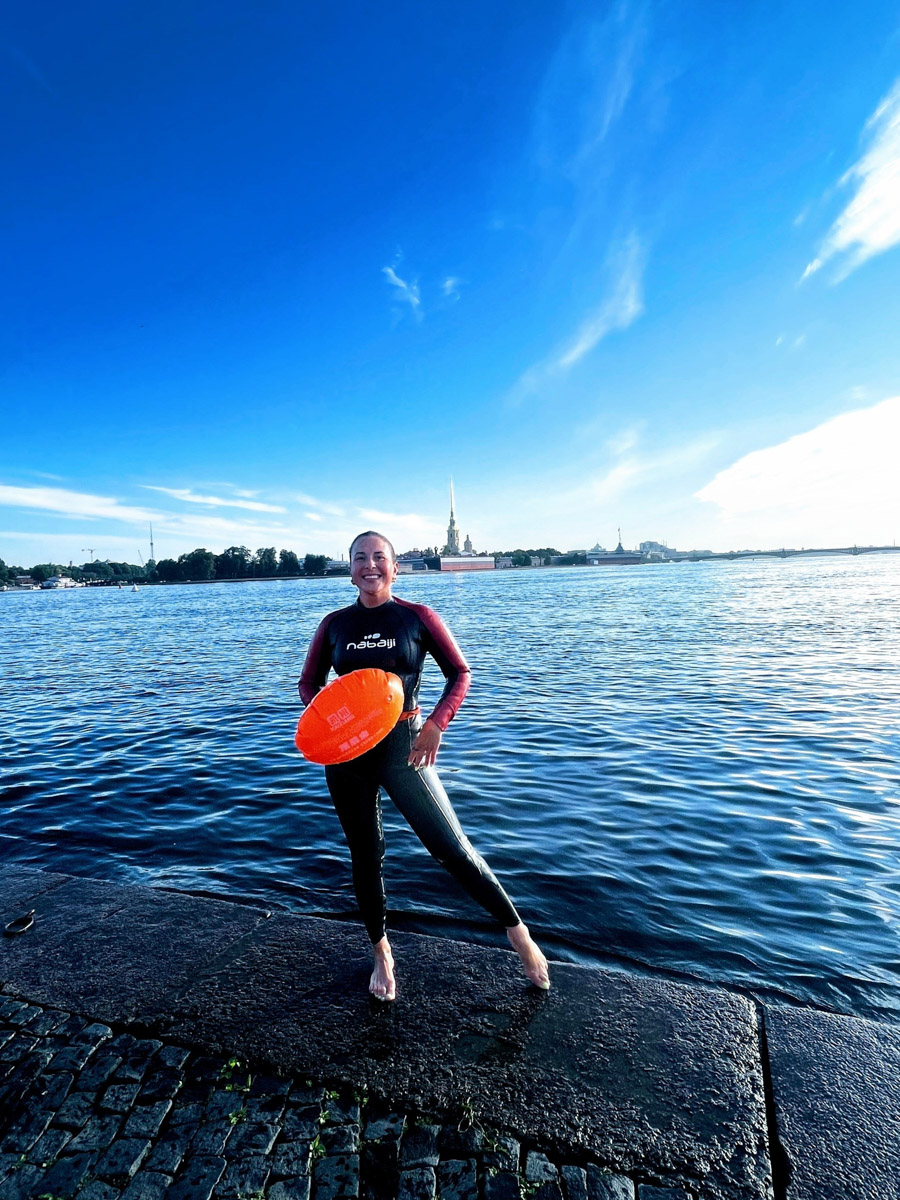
[[0, 557, 147, 584], [0, 547, 339, 586], [154, 546, 332, 582]]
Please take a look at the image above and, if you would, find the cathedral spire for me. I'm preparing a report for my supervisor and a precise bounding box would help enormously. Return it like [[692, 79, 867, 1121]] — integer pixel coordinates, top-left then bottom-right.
[[445, 478, 460, 554]]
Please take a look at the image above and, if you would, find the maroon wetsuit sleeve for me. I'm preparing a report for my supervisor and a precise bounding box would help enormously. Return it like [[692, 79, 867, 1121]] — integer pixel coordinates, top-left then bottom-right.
[[298, 613, 335, 705], [414, 603, 471, 731]]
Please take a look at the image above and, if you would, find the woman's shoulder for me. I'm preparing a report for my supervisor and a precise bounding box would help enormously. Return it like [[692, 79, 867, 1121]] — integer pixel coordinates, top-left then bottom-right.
[[392, 595, 436, 618], [392, 596, 450, 631]]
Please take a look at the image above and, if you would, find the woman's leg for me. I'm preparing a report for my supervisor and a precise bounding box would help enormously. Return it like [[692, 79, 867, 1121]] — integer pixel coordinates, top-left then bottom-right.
[[381, 721, 550, 987], [325, 758, 397, 1000], [380, 723, 520, 927], [384, 751, 549, 986], [325, 760, 387, 943]]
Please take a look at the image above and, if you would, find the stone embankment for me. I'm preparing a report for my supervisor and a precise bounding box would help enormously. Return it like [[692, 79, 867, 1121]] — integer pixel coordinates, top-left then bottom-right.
[[2, 867, 899, 1200], [1, 997, 641, 1200]]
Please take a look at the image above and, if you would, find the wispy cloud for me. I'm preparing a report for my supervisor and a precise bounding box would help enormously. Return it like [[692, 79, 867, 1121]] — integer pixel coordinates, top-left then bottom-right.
[[535, 1, 647, 176], [382, 262, 422, 319], [0, 483, 158, 524], [694, 397, 900, 543], [577, 433, 716, 507], [803, 78, 900, 282], [605, 423, 644, 456], [358, 508, 433, 537], [291, 491, 345, 517], [509, 232, 645, 402], [0, 480, 390, 563], [557, 234, 644, 368], [442, 276, 461, 301], [142, 486, 285, 513]]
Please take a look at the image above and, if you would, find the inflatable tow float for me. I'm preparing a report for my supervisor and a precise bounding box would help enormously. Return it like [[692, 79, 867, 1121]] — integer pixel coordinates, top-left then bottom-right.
[[295, 668, 404, 765]]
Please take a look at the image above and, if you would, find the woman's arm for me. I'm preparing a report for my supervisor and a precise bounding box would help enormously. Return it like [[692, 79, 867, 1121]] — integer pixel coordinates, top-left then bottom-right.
[[394, 599, 471, 730], [406, 605, 470, 769], [422, 610, 471, 730], [297, 613, 335, 705]]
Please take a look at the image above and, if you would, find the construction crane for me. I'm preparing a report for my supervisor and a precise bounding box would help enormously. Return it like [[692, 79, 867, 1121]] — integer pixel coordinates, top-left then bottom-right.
[[82, 548, 97, 562]]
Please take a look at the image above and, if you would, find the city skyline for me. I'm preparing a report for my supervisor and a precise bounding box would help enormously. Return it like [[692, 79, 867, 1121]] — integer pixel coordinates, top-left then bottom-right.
[[2, 2, 900, 566]]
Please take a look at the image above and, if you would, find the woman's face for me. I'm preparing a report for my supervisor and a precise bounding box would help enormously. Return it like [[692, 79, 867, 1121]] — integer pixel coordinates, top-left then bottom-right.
[[351, 535, 397, 607]]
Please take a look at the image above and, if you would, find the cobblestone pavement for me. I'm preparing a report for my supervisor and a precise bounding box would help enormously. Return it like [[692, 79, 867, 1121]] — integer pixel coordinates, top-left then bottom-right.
[[1, 996, 696, 1200]]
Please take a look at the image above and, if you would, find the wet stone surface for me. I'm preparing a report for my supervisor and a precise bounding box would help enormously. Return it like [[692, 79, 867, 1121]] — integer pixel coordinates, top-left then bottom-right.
[[1, 995, 691, 1200]]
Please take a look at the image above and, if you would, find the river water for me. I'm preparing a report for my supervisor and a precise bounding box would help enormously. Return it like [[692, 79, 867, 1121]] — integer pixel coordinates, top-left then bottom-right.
[[2, 555, 899, 1019]]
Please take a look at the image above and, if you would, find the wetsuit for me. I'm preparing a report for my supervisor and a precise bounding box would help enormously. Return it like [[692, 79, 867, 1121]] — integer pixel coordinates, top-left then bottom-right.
[[298, 596, 520, 943]]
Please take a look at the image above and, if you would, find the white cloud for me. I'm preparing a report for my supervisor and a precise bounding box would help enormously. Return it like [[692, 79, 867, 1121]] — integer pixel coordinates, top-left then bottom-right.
[[290, 491, 345, 516], [803, 78, 900, 281], [442, 276, 461, 300], [358, 508, 432, 534], [575, 434, 717, 507], [605, 424, 643, 456], [0, 480, 394, 564], [382, 264, 421, 318], [142, 486, 286, 513], [0, 483, 158, 524], [695, 396, 900, 545], [557, 234, 644, 368], [535, 1, 647, 175], [585, 460, 644, 503], [509, 232, 645, 402]]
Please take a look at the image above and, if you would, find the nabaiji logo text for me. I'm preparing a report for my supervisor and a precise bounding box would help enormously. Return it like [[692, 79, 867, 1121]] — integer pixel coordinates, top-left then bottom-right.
[[346, 633, 396, 650]]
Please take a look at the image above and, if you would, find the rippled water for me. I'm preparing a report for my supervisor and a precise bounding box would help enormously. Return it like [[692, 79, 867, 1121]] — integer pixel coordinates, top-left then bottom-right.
[[3, 556, 900, 1019]]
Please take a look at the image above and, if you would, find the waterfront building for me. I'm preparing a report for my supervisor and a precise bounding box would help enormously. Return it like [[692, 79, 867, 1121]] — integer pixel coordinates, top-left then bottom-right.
[[640, 540, 672, 558], [396, 556, 429, 573], [438, 556, 494, 572], [587, 532, 643, 566]]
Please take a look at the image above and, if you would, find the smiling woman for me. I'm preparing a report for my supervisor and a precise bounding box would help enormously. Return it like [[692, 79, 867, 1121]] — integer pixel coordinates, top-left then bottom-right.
[[297, 529, 551, 1002]]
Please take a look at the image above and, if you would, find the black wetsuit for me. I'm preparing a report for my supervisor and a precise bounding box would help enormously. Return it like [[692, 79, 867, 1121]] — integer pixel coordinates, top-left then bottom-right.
[[298, 596, 519, 943]]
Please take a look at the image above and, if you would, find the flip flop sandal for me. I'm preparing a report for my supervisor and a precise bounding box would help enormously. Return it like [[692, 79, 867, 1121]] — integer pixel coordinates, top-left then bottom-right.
[[3, 910, 35, 936]]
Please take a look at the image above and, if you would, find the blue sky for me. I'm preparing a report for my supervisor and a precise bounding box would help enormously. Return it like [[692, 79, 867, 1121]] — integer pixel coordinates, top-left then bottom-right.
[[2, 0, 899, 565]]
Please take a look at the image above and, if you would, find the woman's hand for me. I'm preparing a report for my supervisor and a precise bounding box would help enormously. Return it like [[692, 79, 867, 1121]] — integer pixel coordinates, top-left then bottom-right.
[[408, 718, 442, 770]]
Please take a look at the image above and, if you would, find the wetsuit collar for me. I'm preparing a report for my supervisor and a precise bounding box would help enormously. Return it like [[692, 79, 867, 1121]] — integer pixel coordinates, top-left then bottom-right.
[[355, 596, 395, 611]]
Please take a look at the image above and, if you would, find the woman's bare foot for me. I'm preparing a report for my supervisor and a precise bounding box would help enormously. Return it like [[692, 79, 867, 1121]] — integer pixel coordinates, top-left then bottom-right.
[[370, 937, 396, 1002], [507, 923, 550, 990]]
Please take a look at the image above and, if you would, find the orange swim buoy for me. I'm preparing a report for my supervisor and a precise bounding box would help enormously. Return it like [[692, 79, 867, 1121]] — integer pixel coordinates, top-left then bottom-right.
[[295, 668, 404, 765]]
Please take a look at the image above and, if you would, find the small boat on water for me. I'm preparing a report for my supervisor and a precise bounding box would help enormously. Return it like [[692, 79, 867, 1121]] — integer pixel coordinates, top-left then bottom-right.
[[131, 584, 139, 592]]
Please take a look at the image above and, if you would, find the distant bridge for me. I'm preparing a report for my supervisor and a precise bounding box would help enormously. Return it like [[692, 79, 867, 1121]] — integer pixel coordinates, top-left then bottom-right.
[[669, 545, 899, 562]]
